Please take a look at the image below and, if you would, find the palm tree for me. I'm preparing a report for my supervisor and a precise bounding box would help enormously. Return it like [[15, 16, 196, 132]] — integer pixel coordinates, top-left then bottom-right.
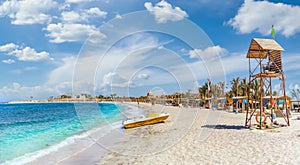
[[248, 79, 259, 100], [198, 84, 208, 99], [240, 78, 248, 96], [110, 93, 117, 100], [218, 81, 226, 97], [272, 91, 278, 96], [290, 88, 300, 100], [230, 77, 240, 97]]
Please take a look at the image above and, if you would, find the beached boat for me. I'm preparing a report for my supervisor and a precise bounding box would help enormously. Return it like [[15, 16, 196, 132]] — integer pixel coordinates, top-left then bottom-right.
[[123, 113, 169, 129]]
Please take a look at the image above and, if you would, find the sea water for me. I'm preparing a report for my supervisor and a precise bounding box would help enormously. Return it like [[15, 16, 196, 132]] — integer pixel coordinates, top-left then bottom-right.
[[0, 102, 141, 164]]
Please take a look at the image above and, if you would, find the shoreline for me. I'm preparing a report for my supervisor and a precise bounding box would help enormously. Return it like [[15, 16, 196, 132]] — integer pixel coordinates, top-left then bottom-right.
[[2, 121, 123, 165], [1, 102, 141, 165], [6, 100, 116, 104], [4, 102, 300, 164]]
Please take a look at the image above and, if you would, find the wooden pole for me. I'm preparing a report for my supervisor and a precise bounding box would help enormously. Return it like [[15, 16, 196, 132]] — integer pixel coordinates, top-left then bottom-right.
[[259, 59, 263, 129], [270, 77, 274, 123], [281, 74, 290, 126], [245, 56, 251, 126]]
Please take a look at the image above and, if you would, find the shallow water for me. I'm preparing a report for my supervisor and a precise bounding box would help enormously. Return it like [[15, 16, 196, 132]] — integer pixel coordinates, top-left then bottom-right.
[[0, 102, 142, 164]]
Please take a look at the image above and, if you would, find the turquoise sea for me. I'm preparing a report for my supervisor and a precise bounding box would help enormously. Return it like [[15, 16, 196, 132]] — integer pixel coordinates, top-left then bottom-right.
[[0, 102, 141, 164]]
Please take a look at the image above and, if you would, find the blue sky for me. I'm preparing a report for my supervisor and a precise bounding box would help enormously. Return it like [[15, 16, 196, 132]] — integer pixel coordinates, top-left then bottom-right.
[[1, 0, 300, 101]]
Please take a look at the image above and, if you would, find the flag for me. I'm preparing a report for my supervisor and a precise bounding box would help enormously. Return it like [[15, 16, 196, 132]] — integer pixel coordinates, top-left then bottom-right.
[[271, 25, 276, 39], [207, 79, 211, 93]]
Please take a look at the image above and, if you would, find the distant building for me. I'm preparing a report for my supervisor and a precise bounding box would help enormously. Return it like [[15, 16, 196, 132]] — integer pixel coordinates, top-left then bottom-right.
[[59, 94, 72, 99]]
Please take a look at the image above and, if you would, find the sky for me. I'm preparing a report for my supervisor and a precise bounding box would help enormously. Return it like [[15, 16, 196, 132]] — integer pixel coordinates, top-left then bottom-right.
[[1, 0, 300, 101]]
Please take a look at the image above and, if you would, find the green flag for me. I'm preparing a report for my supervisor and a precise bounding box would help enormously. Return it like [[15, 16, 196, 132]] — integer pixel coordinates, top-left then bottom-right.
[[272, 25, 276, 39]]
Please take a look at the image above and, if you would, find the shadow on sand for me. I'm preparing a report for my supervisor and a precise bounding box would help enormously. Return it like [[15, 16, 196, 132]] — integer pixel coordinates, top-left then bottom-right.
[[201, 124, 247, 130]]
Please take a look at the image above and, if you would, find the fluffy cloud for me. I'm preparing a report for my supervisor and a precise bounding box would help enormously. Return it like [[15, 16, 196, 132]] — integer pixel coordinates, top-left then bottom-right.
[[0, 0, 57, 25], [87, 7, 107, 18], [12, 47, 52, 61], [0, 43, 18, 52], [227, 0, 300, 37], [189, 46, 228, 59], [0, 43, 53, 62], [61, 7, 107, 23], [115, 14, 122, 19], [61, 11, 81, 23], [2, 59, 15, 64], [144, 0, 188, 23], [187, 52, 248, 81], [45, 23, 106, 43], [65, 0, 95, 3], [282, 53, 300, 71], [136, 73, 150, 80], [102, 72, 134, 88], [0, 82, 70, 101]]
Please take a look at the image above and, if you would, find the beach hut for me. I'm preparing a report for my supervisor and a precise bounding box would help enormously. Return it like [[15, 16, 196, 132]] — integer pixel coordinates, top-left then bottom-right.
[[232, 96, 247, 113], [225, 98, 233, 111], [216, 97, 227, 110], [291, 100, 300, 112], [263, 96, 280, 109], [204, 98, 212, 109]]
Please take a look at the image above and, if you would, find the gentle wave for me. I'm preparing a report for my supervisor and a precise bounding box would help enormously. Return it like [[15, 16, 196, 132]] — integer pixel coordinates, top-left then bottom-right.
[[1, 121, 123, 165], [0, 117, 56, 127]]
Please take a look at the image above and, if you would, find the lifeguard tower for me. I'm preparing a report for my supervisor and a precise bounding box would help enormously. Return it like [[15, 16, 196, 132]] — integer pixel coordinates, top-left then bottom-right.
[[245, 38, 290, 128]]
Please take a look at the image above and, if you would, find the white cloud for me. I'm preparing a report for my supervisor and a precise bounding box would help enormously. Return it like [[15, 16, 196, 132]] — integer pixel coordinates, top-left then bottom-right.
[[2, 59, 15, 64], [12, 47, 53, 61], [0, 43, 53, 62], [189, 46, 228, 59], [227, 0, 300, 37], [102, 72, 134, 88], [87, 7, 107, 18], [61, 11, 81, 23], [115, 14, 122, 19], [144, 0, 188, 23], [0, 43, 18, 52], [180, 48, 187, 53], [45, 23, 106, 43], [65, 0, 95, 3], [0, 82, 66, 100], [136, 73, 150, 80], [48, 56, 76, 84], [61, 7, 107, 23], [0, 0, 57, 25], [12, 82, 21, 89], [218, 53, 248, 75], [25, 66, 38, 71], [282, 53, 300, 71]]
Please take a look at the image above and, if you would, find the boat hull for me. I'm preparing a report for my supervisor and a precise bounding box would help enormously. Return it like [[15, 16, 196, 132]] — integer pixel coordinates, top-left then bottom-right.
[[123, 114, 169, 129]]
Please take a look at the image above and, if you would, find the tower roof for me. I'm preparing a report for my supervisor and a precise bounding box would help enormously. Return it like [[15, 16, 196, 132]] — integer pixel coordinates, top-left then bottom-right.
[[247, 38, 284, 58]]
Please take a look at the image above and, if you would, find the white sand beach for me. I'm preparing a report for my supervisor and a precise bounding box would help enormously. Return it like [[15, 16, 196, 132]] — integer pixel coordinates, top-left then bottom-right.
[[25, 102, 300, 165], [98, 103, 300, 165]]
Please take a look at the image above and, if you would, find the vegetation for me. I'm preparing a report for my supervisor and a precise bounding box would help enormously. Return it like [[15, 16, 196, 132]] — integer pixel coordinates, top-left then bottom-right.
[[290, 88, 300, 100], [92, 77, 292, 104]]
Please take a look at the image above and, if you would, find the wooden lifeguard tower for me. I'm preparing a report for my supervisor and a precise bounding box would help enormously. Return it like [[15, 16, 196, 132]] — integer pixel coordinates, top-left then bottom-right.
[[245, 38, 290, 128]]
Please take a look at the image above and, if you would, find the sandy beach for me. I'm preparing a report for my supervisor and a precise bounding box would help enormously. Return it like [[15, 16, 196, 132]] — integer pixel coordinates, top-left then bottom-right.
[[97, 103, 300, 165], [23, 102, 300, 165]]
